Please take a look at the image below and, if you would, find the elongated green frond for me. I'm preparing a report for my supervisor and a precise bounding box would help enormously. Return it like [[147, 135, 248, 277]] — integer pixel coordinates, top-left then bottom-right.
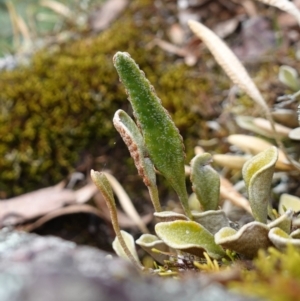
[[113, 52, 191, 218]]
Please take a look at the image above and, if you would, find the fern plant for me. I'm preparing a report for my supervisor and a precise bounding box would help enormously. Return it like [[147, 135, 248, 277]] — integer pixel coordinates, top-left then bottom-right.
[[91, 48, 300, 272]]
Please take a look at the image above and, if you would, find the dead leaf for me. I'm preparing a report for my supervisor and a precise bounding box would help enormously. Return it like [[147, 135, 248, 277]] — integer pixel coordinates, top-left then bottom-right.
[[40, 0, 73, 19], [227, 134, 293, 171], [253, 117, 292, 137], [0, 183, 97, 227], [75, 183, 98, 203], [220, 177, 252, 214], [21, 204, 104, 232], [241, 0, 258, 17], [168, 23, 186, 45], [272, 109, 299, 128], [289, 127, 300, 140], [213, 154, 249, 170], [152, 38, 189, 57], [89, 0, 128, 32], [213, 17, 240, 39]]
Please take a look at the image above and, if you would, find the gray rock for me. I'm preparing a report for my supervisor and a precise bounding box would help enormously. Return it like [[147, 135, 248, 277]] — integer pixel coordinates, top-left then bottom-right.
[[0, 229, 260, 301]]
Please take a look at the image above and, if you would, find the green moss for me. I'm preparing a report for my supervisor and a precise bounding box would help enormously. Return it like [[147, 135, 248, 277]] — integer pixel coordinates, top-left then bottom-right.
[[0, 0, 225, 197], [229, 246, 300, 301]]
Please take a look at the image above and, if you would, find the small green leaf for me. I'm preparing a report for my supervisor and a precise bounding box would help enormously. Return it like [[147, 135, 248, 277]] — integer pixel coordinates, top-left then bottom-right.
[[190, 153, 220, 211], [268, 209, 293, 234], [278, 193, 300, 215], [113, 109, 161, 212], [289, 127, 300, 141], [215, 222, 272, 259], [155, 220, 226, 259], [136, 234, 169, 264], [242, 146, 278, 223], [278, 65, 300, 91], [269, 227, 300, 251], [90, 170, 115, 207], [291, 229, 300, 239], [192, 210, 230, 234], [113, 52, 191, 219]]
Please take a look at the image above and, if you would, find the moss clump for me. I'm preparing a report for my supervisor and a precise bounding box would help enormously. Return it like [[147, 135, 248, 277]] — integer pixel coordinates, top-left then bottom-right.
[[229, 246, 300, 301], [0, 0, 225, 197]]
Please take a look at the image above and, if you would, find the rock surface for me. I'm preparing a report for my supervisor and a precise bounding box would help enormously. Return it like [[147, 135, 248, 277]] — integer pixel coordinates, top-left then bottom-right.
[[0, 229, 259, 301]]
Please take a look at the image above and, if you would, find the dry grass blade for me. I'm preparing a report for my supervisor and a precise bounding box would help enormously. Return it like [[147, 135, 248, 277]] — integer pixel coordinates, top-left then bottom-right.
[[6, 1, 32, 49], [74, 183, 98, 204], [255, 0, 300, 26], [220, 177, 252, 214], [228, 134, 293, 171], [89, 0, 128, 32], [188, 20, 269, 112], [103, 172, 149, 233], [253, 118, 291, 137], [236, 116, 291, 138], [15, 14, 31, 44], [40, 0, 73, 19], [152, 38, 188, 57], [212, 154, 249, 170]]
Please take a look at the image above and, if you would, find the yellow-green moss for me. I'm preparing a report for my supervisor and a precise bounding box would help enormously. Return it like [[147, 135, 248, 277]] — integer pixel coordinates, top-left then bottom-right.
[[229, 246, 300, 301]]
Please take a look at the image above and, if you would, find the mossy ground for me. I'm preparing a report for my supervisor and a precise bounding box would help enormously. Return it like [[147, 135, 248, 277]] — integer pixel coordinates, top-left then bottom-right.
[[229, 246, 300, 301], [2, 1, 295, 199], [0, 0, 226, 197]]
